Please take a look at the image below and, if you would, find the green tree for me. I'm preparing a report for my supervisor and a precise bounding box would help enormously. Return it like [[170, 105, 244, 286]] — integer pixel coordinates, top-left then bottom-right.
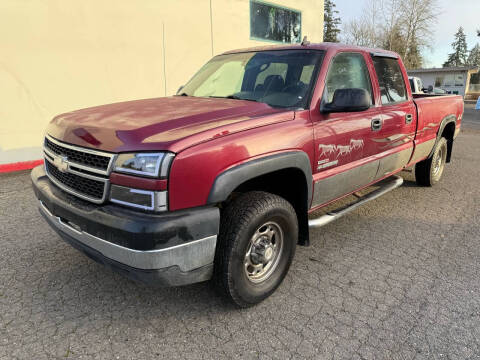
[[468, 43, 480, 85], [324, 0, 341, 42], [468, 43, 480, 66], [404, 40, 423, 69], [443, 27, 468, 67], [383, 25, 405, 59], [343, 0, 439, 68]]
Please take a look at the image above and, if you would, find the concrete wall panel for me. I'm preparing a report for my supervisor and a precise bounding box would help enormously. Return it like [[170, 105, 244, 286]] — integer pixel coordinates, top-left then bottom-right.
[[0, 0, 323, 164]]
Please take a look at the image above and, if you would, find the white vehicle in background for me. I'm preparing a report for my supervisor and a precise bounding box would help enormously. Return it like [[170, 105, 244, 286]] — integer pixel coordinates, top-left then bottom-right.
[[409, 76, 447, 95], [409, 76, 425, 94]]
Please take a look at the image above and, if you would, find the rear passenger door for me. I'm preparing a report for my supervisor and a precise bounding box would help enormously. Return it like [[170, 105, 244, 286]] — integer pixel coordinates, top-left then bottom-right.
[[371, 55, 416, 179]]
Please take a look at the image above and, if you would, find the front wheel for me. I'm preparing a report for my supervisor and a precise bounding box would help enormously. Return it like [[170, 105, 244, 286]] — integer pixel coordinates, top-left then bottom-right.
[[415, 137, 448, 186], [214, 191, 298, 308]]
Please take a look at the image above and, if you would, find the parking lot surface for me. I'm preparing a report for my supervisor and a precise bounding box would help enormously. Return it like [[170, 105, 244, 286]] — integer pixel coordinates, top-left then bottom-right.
[[1, 104, 480, 359]]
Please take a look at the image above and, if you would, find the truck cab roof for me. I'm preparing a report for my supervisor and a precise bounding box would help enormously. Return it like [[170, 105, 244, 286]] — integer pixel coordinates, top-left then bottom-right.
[[221, 42, 399, 59]]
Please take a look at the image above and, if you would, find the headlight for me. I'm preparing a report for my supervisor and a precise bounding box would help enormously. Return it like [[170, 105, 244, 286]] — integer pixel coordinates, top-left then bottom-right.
[[114, 152, 174, 178]]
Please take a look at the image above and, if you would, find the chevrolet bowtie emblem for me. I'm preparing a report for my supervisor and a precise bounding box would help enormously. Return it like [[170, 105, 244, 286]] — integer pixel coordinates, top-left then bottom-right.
[[53, 155, 69, 173]]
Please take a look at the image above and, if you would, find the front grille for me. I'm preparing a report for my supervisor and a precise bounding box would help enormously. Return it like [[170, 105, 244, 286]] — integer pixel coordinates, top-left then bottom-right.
[[45, 137, 111, 171], [45, 160, 106, 201]]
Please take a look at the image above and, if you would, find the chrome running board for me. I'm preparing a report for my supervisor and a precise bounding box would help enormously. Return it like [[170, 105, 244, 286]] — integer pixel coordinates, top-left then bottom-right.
[[308, 175, 404, 228]]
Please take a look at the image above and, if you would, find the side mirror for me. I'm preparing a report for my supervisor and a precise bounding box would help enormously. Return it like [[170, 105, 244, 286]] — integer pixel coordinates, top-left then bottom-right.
[[321, 88, 371, 113], [428, 85, 433, 92]]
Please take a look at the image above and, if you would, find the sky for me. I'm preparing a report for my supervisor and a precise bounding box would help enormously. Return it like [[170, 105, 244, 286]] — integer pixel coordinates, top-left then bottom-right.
[[334, 0, 480, 68]]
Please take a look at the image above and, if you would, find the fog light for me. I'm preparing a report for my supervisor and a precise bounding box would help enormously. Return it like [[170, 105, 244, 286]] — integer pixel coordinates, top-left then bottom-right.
[[110, 184, 167, 212]]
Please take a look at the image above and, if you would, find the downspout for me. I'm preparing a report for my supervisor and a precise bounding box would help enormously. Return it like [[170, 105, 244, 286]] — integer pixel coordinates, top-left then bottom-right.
[[163, 22, 167, 96], [210, 0, 214, 56]]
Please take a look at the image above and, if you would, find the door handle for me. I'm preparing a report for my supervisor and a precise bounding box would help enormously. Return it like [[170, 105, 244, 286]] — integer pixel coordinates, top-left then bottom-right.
[[371, 118, 382, 131], [405, 114, 413, 124]]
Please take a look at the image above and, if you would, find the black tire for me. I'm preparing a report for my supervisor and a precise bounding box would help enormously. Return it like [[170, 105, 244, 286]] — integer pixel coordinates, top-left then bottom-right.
[[214, 191, 298, 308], [415, 137, 448, 186]]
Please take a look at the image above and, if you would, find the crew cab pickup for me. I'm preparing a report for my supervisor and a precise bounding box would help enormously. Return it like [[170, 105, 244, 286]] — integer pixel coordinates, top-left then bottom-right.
[[31, 43, 464, 307]]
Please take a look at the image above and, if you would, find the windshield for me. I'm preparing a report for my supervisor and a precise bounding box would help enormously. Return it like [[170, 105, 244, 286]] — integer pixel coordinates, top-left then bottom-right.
[[179, 50, 324, 108]]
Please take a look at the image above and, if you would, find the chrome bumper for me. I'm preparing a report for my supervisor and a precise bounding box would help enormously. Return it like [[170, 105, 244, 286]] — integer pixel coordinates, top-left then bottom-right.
[[39, 200, 217, 272]]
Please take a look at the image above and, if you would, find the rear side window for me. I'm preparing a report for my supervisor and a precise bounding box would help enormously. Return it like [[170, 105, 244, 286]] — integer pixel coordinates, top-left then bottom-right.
[[323, 52, 373, 104], [373, 57, 408, 104]]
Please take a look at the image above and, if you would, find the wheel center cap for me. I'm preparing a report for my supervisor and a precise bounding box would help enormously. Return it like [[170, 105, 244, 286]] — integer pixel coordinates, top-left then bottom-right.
[[264, 247, 274, 261]]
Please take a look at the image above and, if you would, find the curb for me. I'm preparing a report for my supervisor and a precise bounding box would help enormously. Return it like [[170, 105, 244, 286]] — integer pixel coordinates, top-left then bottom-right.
[[0, 160, 44, 174]]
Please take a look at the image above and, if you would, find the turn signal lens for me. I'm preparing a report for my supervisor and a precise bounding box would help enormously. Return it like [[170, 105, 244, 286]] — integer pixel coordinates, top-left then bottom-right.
[[110, 184, 167, 212]]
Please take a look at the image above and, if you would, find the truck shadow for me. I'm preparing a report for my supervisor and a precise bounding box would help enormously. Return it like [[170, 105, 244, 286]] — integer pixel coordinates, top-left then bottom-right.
[[18, 193, 474, 354], [39, 247, 237, 315], [24, 169, 472, 326]]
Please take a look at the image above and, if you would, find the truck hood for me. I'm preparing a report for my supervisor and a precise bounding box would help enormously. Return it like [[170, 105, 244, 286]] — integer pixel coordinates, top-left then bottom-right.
[[46, 96, 293, 153]]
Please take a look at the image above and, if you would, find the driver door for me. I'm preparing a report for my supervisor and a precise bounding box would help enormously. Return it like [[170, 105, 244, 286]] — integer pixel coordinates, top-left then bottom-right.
[[310, 51, 383, 208]]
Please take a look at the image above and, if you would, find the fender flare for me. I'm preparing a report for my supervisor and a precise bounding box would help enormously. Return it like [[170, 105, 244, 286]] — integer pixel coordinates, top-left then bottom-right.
[[207, 151, 312, 205], [428, 114, 456, 158]]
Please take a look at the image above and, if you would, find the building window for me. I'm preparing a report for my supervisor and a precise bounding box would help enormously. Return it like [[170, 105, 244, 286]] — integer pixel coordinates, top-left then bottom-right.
[[435, 76, 443, 87], [250, 1, 301, 43], [455, 73, 464, 87], [444, 74, 454, 87]]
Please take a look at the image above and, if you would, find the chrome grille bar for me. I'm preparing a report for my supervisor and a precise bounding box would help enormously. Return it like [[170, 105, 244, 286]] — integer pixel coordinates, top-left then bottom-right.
[[44, 135, 115, 176], [43, 135, 116, 204]]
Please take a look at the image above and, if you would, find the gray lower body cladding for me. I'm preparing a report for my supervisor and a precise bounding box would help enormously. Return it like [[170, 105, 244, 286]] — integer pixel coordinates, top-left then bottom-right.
[[312, 148, 413, 208]]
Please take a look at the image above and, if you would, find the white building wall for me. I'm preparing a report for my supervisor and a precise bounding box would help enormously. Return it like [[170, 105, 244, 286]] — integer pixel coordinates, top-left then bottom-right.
[[409, 71, 468, 96], [0, 0, 324, 166]]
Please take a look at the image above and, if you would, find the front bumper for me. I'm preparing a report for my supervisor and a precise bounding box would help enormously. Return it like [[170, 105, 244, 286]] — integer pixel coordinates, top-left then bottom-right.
[[31, 165, 220, 286]]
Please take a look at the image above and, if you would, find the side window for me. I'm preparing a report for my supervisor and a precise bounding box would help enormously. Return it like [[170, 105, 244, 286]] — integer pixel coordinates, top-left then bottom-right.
[[372, 57, 408, 104], [323, 52, 373, 104]]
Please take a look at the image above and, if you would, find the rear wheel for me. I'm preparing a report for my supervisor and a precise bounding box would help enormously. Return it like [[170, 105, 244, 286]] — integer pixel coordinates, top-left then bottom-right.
[[214, 191, 298, 308], [415, 137, 448, 186]]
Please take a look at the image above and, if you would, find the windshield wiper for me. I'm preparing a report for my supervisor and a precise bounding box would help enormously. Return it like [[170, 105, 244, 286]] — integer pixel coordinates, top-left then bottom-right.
[[208, 95, 259, 102], [177, 92, 190, 96]]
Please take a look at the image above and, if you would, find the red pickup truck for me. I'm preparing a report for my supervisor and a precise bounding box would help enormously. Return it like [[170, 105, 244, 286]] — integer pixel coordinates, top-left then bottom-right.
[[31, 43, 463, 307]]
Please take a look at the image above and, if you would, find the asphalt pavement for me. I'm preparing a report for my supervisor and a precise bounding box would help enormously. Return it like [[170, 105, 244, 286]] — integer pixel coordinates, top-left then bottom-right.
[[1, 105, 480, 359], [462, 101, 480, 130]]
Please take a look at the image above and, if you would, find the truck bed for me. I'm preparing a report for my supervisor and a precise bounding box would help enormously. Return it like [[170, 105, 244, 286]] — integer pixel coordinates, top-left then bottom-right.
[[411, 94, 464, 163]]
